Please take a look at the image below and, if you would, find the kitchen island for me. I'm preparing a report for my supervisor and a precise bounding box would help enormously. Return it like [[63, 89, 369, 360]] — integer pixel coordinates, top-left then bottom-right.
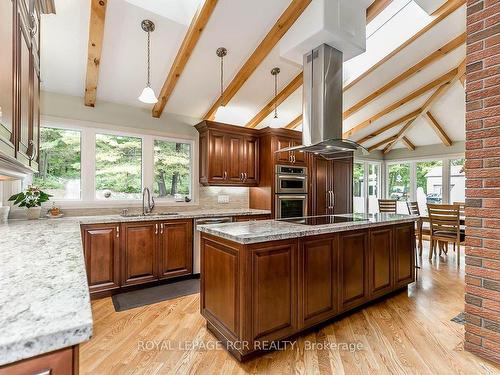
[[198, 213, 418, 361]]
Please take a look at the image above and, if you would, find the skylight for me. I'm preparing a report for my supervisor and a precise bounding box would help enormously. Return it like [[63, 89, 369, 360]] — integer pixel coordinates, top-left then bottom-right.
[[343, 0, 432, 85]]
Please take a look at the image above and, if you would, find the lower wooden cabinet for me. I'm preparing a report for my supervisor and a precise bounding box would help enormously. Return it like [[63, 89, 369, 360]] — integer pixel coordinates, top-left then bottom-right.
[[394, 223, 415, 287], [370, 227, 394, 297], [81, 219, 194, 298], [233, 214, 271, 222], [81, 224, 120, 293]]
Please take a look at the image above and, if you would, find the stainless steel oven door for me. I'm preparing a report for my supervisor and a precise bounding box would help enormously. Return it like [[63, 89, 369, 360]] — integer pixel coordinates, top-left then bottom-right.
[[275, 174, 308, 194], [275, 195, 307, 219]]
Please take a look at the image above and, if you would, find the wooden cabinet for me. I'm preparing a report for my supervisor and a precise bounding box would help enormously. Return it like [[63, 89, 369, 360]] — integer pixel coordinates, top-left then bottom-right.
[[299, 236, 337, 328], [233, 214, 271, 222], [369, 227, 394, 297], [158, 219, 193, 279], [0, 0, 43, 171], [196, 121, 259, 186], [81, 224, 120, 293], [274, 136, 304, 165], [338, 230, 369, 311], [309, 155, 353, 216], [121, 222, 159, 286], [394, 223, 415, 287]]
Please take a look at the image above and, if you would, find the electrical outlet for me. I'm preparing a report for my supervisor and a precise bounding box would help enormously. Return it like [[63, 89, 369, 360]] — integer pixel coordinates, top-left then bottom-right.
[[217, 195, 230, 204]]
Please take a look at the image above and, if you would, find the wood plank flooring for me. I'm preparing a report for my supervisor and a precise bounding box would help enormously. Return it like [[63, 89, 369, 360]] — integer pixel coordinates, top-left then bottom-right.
[[80, 244, 500, 374]]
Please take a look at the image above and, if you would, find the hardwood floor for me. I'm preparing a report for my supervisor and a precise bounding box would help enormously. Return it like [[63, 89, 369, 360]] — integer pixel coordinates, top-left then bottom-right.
[[80, 244, 500, 374]]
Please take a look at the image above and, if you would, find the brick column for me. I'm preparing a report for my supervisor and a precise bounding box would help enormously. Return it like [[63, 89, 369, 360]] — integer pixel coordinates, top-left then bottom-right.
[[464, 0, 500, 364]]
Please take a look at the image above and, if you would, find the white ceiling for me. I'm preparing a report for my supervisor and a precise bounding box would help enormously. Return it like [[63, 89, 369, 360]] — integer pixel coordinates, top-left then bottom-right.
[[40, 0, 466, 152]]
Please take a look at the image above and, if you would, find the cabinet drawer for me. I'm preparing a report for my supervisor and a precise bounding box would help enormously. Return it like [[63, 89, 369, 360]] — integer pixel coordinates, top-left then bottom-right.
[[0, 346, 78, 375]]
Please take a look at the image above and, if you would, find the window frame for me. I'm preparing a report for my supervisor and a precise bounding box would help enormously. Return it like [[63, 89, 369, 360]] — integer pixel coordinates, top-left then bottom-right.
[[37, 116, 197, 208], [353, 159, 383, 214]]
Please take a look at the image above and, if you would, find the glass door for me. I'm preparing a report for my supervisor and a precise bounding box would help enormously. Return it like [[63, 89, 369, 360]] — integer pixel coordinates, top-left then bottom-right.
[[353, 162, 365, 213], [368, 163, 381, 213]]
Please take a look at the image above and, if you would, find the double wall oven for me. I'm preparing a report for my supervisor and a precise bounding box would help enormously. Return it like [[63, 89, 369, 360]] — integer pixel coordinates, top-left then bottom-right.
[[275, 165, 308, 219]]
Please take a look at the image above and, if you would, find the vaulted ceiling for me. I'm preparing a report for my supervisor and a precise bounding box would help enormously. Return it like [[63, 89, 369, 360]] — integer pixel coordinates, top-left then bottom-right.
[[40, 0, 466, 152]]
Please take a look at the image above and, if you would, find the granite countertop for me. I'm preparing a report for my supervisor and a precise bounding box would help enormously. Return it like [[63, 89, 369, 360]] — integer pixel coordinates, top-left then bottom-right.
[[0, 208, 269, 366], [198, 213, 419, 244]]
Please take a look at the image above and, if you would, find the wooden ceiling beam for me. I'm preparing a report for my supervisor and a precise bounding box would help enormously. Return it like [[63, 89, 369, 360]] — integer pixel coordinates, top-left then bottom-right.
[[367, 134, 398, 152], [401, 136, 415, 151], [84, 0, 108, 107], [284, 114, 303, 130], [343, 66, 458, 139], [152, 0, 218, 118], [425, 111, 453, 146], [357, 108, 421, 144], [203, 0, 311, 120], [343, 33, 465, 119], [344, 0, 465, 92], [245, 72, 303, 128], [382, 118, 416, 153], [366, 0, 393, 24]]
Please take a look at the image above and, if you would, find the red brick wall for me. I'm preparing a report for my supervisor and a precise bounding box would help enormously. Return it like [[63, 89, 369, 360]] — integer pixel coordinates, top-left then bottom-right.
[[464, 0, 500, 364]]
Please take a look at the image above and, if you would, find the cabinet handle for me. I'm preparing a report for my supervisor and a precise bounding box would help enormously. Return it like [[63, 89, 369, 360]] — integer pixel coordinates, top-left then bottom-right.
[[240, 172, 244, 181], [244, 172, 247, 182], [160, 223, 164, 234], [116, 226, 119, 238], [293, 154, 296, 163], [155, 224, 158, 235], [33, 370, 51, 375], [331, 191, 335, 207], [223, 171, 227, 180], [28, 140, 37, 161]]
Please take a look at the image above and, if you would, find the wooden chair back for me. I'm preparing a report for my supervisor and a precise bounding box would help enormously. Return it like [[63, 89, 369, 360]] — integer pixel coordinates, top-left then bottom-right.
[[427, 204, 461, 236], [407, 201, 420, 215], [378, 199, 397, 213]]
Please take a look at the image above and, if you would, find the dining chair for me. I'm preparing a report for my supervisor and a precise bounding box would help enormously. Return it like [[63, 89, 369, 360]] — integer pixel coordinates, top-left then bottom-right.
[[406, 202, 430, 257], [452, 201, 466, 252], [427, 203, 465, 266], [378, 199, 397, 213]]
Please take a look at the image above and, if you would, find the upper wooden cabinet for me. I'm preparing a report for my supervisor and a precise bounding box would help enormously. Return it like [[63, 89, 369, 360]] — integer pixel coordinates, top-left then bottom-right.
[[273, 135, 305, 166], [0, 0, 43, 172], [196, 121, 259, 186]]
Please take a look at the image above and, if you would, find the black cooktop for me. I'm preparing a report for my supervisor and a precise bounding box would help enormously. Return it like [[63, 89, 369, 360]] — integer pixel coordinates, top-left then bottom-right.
[[279, 215, 368, 226]]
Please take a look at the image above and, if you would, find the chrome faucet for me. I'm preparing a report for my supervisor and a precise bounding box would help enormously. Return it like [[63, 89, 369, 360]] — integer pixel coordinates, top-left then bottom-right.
[[142, 187, 155, 215]]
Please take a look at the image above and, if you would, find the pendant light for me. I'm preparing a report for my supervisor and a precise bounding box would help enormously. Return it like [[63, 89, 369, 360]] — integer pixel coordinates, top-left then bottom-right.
[[270, 67, 280, 127], [214, 47, 228, 118], [138, 20, 158, 104]]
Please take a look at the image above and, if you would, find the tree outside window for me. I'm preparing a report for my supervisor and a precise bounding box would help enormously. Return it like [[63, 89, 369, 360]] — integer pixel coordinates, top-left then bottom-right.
[[153, 140, 191, 200]]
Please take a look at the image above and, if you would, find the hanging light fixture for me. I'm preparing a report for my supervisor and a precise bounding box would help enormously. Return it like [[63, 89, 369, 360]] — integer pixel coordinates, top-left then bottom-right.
[[214, 47, 228, 118], [138, 19, 158, 104], [270, 67, 280, 127]]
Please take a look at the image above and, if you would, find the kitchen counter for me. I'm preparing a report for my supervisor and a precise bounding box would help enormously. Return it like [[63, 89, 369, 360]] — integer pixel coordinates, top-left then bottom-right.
[[0, 208, 269, 366], [197, 213, 418, 244]]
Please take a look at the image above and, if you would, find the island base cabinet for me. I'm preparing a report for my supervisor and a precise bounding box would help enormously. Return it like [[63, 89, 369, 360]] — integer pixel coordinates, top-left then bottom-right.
[[201, 223, 415, 361]]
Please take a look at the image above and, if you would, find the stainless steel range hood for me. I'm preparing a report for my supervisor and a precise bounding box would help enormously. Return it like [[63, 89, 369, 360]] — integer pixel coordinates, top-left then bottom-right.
[[279, 44, 366, 159]]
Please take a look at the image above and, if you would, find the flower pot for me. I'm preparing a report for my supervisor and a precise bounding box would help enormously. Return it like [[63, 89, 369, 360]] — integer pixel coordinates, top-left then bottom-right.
[[0, 206, 10, 224], [26, 206, 41, 220]]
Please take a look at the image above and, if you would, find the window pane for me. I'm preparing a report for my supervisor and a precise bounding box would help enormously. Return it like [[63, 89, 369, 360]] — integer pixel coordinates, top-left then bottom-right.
[[368, 163, 380, 213], [153, 140, 191, 200], [353, 162, 365, 213], [388, 163, 410, 213], [33, 127, 81, 199], [449, 158, 465, 205], [95, 134, 142, 200], [416, 160, 443, 213]]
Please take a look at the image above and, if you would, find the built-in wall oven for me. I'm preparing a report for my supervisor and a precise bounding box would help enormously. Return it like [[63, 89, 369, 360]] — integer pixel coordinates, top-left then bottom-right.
[[275, 165, 308, 219]]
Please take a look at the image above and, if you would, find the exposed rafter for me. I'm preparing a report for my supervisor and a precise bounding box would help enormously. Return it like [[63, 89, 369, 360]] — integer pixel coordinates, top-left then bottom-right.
[[84, 0, 107, 107], [203, 0, 311, 120], [245, 73, 303, 128], [366, 0, 393, 24], [284, 115, 303, 130], [343, 66, 458, 139], [357, 109, 421, 144], [343, 0, 465, 91], [367, 134, 398, 152], [401, 136, 415, 150], [425, 111, 453, 146], [152, 0, 218, 118], [343, 33, 466, 119]]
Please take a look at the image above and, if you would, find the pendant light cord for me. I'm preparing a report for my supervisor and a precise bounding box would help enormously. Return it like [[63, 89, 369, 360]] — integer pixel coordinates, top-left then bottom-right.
[[274, 71, 278, 118], [147, 30, 151, 87], [220, 54, 224, 102]]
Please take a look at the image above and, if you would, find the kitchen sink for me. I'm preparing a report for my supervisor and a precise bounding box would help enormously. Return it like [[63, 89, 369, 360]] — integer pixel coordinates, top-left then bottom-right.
[[120, 212, 179, 218]]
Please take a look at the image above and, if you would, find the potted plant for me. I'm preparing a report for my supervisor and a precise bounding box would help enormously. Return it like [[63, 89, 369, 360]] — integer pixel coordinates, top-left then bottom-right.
[[8, 186, 52, 220]]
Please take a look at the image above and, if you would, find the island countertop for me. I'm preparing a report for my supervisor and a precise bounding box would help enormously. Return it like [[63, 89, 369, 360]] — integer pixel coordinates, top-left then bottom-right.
[[197, 213, 419, 244]]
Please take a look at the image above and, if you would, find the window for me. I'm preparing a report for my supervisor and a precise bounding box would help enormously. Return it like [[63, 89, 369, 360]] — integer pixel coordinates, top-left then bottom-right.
[[367, 163, 380, 213], [388, 163, 410, 213], [416, 160, 443, 213], [449, 158, 465, 204], [153, 139, 192, 201], [33, 127, 81, 199], [353, 162, 365, 213], [95, 133, 142, 200]]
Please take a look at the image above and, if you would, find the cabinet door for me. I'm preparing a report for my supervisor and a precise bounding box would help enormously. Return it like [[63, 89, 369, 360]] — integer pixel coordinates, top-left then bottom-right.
[[311, 157, 332, 216], [292, 140, 306, 165], [82, 224, 120, 293], [394, 224, 415, 287], [207, 131, 226, 183], [332, 158, 353, 214], [275, 136, 292, 164], [338, 230, 369, 311], [28, 0, 40, 170], [250, 241, 297, 343], [299, 237, 337, 328], [122, 222, 158, 286], [369, 227, 394, 298], [226, 134, 244, 183], [0, 0, 16, 158], [159, 219, 193, 279], [242, 135, 259, 185]]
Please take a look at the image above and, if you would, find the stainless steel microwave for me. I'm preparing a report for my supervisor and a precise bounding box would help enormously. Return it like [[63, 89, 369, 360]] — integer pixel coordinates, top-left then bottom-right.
[[275, 165, 308, 194]]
